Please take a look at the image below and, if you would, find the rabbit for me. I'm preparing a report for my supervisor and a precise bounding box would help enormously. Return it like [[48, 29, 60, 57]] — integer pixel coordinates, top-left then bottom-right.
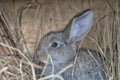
[[34, 9, 106, 80]]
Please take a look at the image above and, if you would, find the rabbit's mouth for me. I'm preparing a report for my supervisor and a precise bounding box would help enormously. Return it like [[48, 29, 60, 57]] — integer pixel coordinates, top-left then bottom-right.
[[36, 51, 49, 64], [39, 55, 50, 64]]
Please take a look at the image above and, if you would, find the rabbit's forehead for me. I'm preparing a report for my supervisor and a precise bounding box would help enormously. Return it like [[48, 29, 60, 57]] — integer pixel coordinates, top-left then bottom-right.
[[40, 32, 65, 45]]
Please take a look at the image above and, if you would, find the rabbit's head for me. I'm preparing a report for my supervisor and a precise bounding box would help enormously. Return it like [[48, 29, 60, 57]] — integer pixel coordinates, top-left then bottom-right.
[[35, 9, 93, 64]]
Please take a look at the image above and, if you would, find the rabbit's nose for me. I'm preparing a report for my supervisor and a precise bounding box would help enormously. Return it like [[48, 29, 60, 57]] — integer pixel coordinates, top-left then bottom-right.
[[36, 50, 48, 64]]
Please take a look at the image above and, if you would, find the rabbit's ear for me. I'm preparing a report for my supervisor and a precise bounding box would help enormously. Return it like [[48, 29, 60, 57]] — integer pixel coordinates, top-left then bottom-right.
[[69, 10, 93, 43]]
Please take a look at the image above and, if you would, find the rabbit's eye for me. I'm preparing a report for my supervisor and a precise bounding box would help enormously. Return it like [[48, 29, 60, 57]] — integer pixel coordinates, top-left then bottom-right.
[[51, 42, 59, 48]]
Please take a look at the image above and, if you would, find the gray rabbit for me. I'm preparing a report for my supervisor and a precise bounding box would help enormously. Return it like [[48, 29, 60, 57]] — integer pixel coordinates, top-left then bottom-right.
[[34, 9, 106, 80]]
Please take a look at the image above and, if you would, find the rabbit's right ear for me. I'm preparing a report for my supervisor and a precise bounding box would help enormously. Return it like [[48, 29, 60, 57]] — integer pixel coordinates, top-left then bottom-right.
[[66, 9, 93, 44]]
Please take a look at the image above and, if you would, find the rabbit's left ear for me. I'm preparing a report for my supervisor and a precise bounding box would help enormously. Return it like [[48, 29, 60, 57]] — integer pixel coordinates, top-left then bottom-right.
[[69, 9, 93, 43]]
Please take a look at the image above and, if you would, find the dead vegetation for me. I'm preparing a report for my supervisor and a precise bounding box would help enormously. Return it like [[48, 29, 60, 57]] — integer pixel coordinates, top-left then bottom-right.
[[0, 0, 120, 80]]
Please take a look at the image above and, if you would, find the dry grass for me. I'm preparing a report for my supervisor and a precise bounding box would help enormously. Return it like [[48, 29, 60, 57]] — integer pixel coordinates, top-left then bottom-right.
[[0, 0, 120, 80]]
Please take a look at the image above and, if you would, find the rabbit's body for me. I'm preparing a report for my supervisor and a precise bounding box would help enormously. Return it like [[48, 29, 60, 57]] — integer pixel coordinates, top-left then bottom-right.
[[34, 9, 106, 80], [42, 49, 104, 80]]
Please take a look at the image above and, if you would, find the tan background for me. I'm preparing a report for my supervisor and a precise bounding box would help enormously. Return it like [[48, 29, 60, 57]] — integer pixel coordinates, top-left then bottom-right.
[[1, 0, 119, 53]]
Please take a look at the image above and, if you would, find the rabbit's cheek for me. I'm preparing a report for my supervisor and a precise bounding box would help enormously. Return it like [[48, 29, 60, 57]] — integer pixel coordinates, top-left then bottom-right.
[[47, 50, 66, 63]]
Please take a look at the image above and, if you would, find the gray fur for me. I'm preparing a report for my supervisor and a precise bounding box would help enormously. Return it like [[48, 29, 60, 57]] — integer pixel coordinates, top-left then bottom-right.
[[34, 9, 106, 80]]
